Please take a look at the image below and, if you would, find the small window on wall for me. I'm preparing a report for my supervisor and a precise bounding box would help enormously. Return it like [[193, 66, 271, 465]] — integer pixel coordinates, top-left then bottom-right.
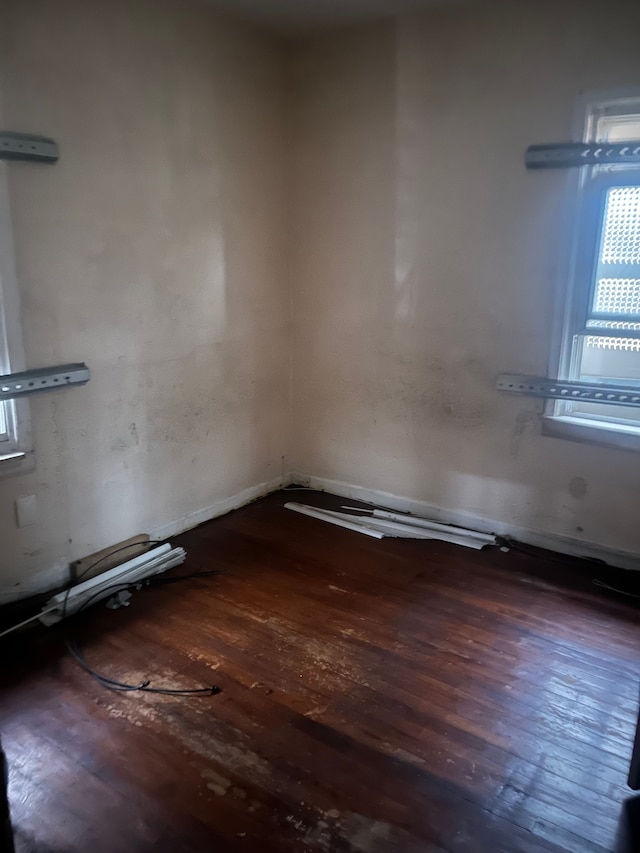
[[0, 398, 9, 443], [0, 193, 17, 452], [0, 161, 31, 468], [551, 97, 640, 444], [0, 279, 21, 459], [0, 322, 15, 449]]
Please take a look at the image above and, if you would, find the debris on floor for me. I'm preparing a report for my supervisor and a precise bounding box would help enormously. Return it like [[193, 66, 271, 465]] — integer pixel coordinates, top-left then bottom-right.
[[285, 502, 496, 549]]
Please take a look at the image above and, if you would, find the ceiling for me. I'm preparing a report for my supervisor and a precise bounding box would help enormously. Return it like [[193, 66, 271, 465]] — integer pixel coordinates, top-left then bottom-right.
[[203, 0, 472, 35]]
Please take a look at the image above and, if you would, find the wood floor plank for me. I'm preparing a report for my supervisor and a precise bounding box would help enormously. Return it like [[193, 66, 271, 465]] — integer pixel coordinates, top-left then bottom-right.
[[1, 489, 638, 852]]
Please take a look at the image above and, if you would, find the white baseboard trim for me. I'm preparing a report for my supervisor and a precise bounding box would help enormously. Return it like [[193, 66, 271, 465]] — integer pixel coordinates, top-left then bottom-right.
[[1, 475, 288, 606], [5, 468, 636, 609], [291, 472, 640, 573], [0, 556, 71, 604], [149, 474, 287, 541]]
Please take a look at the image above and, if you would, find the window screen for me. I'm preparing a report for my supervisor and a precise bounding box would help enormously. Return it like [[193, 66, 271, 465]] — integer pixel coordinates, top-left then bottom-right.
[[584, 185, 640, 351]]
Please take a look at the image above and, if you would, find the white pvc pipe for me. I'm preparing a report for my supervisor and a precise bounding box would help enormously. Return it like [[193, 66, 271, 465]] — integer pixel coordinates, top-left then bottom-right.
[[40, 546, 186, 625], [0, 605, 59, 639], [284, 503, 385, 538], [0, 547, 187, 637], [287, 504, 490, 549], [61, 544, 172, 598], [370, 510, 495, 543], [342, 506, 495, 544], [357, 517, 487, 549]]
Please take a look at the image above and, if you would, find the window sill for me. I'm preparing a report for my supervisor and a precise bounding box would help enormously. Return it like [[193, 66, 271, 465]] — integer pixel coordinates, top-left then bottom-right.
[[0, 450, 25, 462], [0, 449, 33, 477], [542, 414, 640, 451]]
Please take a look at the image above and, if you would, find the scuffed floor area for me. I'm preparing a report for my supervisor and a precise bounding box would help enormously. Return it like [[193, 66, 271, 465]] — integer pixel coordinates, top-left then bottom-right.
[[1, 490, 639, 852]]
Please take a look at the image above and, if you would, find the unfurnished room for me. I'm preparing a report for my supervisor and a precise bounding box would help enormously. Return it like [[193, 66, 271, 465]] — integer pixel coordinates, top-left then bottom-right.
[[1, 0, 640, 851]]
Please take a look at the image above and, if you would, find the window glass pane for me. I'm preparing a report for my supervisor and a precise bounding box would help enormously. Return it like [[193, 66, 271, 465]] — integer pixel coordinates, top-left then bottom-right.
[[597, 115, 640, 143], [592, 278, 640, 314], [582, 337, 640, 377], [567, 401, 640, 423], [586, 319, 640, 335], [0, 402, 7, 439], [598, 187, 640, 267], [572, 337, 640, 424], [590, 188, 640, 332]]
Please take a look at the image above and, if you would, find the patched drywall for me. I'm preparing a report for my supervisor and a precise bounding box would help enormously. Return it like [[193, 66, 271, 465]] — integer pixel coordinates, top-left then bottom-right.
[[0, 0, 288, 599], [290, 0, 640, 555]]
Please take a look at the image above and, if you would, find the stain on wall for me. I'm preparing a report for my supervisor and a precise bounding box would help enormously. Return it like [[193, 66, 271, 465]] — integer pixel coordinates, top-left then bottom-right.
[[289, 0, 640, 555], [569, 477, 588, 500], [2, 0, 639, 600], [0, 0, 288, 599]]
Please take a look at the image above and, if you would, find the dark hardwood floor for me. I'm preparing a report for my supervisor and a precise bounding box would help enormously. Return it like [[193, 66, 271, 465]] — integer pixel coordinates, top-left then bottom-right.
[[1, 489, 639, 852]]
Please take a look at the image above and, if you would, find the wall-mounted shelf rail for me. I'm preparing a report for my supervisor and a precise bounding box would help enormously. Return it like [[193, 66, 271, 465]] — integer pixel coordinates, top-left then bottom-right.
[[525, 141, 640, 170], [0, 131, 59, 163], [496, 374, 640, 408], [0, 364, 90, 401]]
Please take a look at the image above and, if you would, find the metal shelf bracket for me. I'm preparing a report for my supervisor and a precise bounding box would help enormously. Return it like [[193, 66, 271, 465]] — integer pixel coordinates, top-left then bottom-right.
[[0, 131, 59, 164], [496, 374, 640, 408], [0, 363, 90, 401], [525, 141, 640, 170]]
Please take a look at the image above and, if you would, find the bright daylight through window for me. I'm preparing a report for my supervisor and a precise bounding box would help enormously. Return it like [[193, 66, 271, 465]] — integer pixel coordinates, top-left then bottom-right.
[[553, 99, 640, 439], [0, 161, 23, 461], [0, 257, 13, 450]]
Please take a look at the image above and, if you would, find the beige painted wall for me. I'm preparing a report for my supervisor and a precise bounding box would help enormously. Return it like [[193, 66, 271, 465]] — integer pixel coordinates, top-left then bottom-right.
[[290, 1, 640, 554], [2, 0, 640, 601], [0, 0, 288, 599]]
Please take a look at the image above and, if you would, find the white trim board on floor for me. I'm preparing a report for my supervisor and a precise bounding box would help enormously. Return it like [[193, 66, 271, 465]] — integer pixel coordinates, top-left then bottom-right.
[[290, 472, 640, 573]]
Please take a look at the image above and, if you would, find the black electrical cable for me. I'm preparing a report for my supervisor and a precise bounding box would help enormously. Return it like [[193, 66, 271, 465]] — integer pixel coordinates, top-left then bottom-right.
[[62, 543, 226, 696], [65, 571, 224, 695], [60, 539, 170, 620]]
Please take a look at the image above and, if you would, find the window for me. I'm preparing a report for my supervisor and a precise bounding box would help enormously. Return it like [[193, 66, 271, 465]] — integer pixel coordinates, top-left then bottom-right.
[[0, 401, 8, 441], [0, 309, 18, 453], [550, 96, 640, 446], [0, 363, 11, 443], [0, 160, 31, 468]]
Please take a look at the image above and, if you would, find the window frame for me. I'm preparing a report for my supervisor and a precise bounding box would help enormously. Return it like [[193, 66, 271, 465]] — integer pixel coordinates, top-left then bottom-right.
[[544, 92, 640, 450], [0, 159, 33, 472]]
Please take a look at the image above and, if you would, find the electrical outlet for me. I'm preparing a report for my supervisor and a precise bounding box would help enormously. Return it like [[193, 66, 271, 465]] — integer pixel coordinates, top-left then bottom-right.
[[15, 494, 38, 528]]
